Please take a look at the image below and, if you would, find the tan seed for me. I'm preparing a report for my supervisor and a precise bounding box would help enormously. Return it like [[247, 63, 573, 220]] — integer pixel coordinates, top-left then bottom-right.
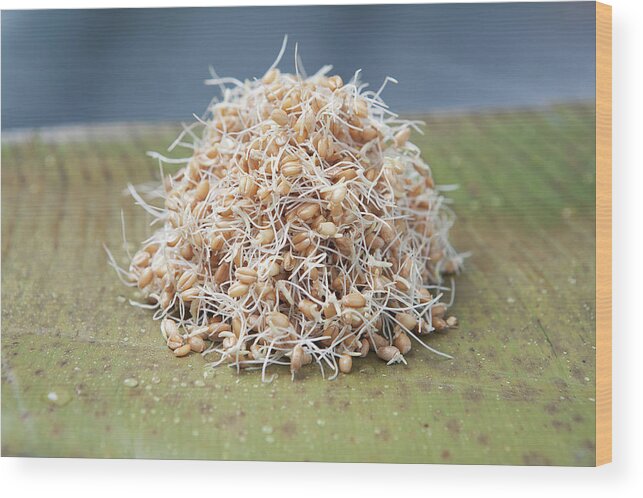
[[213, 262, 230, 284], [334, 168, 358, 182], [394, 127, 411, 147], [320, 323, 340, 348], [166, 232, 181, 247], [266, 260, 281, 277], [160, 291, 172, 309], [418, 288, 433, 303], [432, 316, 448, 331], [208, 322, 231, 341], [177, 269, 198, 292], [232, 316, 243, 336], [379, 223, 395, 244], [334, 237, 353, 256], [262, 68, 279, 84], [180, 288, 199, 302], [222, 336, 237, 349], [297, 203, 320, 221], [329, 185, 347, 204], [132, 251, 150, 268], [143, 243, 160, 255], [342, 292, 366, 308], [317, 135, 333, 159], [338, 354, 353, 374], [162, 318, 179, 338], [298, 299, 320, 321], [354, 98, 368, 118], [180, 244, 194, 260], [257, 186, 271, 200], [343, 310, 363, 328], [290, 345, 304, 374], [257, 228, 275, 245], [188, 336, 205, 353], [317, 221, 337, 238], [292, 232, 312, 253], [369, 333, 389, 349], [363, 126, 378, 142], [328, 75, 343, 91], [281, 162, 302, 177], [396, 312, 418, 331], [276, 178, 292, 194], [399, 257, 413, 279], [173, 344, 192, 357], [323, 301, 338, 319], [195, 179, 210, 201], [376, 345, 401, 363], [271, 108, 289, 126], [239, 175, 258, 197], [167, 338, 183, 351], [138, 267, 154, 289], [210, 235, 225, 251], [235, 267, 258, 284], [228, 281, 250, 298], [432, 303, 447, 317], [282, 252, 295, 271], [365, 233, 385, 252], [393, 332, 412, 355], [266, 311, 291, 329], [359, 339, 370, 357]]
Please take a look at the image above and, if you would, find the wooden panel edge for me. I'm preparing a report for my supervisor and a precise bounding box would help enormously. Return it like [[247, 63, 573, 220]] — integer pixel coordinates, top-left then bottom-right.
[[595, 1, 612, 467]]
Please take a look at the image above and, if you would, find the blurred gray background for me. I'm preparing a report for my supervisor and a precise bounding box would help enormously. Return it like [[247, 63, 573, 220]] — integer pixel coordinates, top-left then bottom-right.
[[1, 2, 595, 130]]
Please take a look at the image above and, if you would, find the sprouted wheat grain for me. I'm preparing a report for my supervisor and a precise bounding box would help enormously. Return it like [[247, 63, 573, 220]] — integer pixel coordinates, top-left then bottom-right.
[[110, 42, 464, 381]]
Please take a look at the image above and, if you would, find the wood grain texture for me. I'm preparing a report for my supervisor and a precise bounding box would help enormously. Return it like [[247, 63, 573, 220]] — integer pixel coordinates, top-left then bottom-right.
[[1, 105, 597, 465], [595, 1, 612, 466]]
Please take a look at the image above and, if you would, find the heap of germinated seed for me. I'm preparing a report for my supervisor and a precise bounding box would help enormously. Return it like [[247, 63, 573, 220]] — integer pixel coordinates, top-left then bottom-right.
[[116, 59, 463, 380]]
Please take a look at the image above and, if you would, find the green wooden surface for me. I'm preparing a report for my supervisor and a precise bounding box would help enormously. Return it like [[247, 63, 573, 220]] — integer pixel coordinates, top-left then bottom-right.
[[1, 104, 597, 465]]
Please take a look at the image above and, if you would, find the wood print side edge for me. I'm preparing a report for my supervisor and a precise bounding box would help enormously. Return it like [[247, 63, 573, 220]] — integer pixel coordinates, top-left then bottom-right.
[[595, 1, 612, 467]]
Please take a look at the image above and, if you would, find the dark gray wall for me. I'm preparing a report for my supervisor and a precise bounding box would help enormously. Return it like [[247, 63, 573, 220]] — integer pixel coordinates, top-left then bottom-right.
[[1, 2, 595, 129]]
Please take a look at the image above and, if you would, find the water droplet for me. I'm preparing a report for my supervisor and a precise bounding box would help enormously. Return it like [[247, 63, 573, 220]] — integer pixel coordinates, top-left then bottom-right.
[[123, 378, 139, 388], [46, 390, 72, 406]]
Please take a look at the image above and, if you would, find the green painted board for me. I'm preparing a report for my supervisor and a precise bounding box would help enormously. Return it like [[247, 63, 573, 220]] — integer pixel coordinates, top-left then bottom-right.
[[1, 104, 596, 465]]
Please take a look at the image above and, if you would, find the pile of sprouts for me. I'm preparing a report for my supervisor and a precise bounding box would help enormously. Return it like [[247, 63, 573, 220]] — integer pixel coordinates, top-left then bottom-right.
[[111, 42, 463, 380]]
